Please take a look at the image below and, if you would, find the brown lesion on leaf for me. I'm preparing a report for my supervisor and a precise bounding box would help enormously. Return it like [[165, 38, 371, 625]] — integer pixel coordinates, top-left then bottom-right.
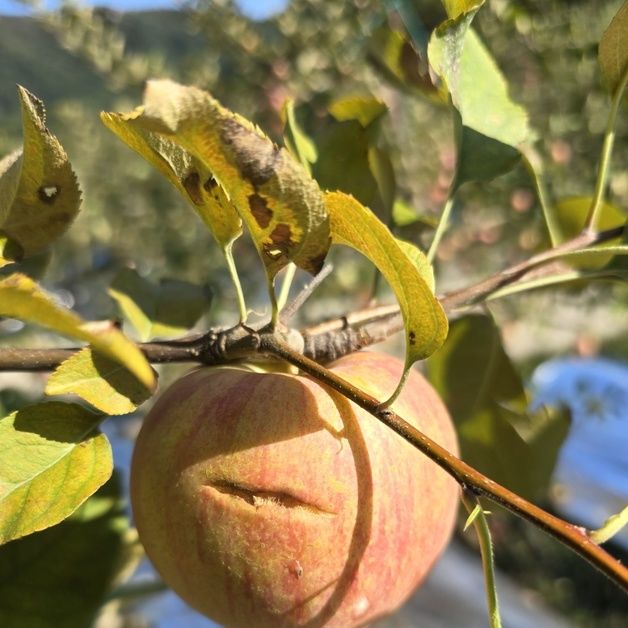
[[408, 330, 416, 345], [203, 176, 218, 191], [182, 171, 203, 205], [37, 185, 60, 204], [269, 223, 294, 247], [248, 193, 273, 228]]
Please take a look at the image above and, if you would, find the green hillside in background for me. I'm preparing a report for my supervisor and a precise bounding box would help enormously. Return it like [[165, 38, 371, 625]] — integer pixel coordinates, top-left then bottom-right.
[[0, 10, 205, 134]]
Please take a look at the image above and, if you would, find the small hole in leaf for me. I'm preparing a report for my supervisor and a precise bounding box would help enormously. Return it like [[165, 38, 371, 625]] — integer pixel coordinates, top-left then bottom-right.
[[266, 248, 283, 259], [38, 185, 59, 204]]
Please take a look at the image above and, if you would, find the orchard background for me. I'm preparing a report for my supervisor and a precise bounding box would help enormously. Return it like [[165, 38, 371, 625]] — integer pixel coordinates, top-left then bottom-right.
[[0, 0, 627, 626]]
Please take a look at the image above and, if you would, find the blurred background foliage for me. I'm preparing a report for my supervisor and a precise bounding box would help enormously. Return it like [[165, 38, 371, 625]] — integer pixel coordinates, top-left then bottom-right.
[[0, 1, 627, 624]]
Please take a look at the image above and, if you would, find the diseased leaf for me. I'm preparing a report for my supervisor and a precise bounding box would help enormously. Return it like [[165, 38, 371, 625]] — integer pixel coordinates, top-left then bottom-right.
[[555, 196, 626, 269], [281, 100, 317, 174], [106, 80, 330, 280], [101, 110, 242, 250], [108, 268, 211, 341], [428, 8, 531, 187], [325, 191, 447, 369], [46, 348, 153, 415], [0, 402, 112, 545], [0, 87, 81, 256], [0, 474, 143, 628], [427, 314, 569, 500], [598, 0, 628, 95], [0, 273, 155, 389], [396, 238, 435, 292]]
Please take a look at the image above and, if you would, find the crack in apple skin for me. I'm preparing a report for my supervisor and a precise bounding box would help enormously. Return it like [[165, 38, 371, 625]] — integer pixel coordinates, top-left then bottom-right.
[[203, 479, 337, 517]]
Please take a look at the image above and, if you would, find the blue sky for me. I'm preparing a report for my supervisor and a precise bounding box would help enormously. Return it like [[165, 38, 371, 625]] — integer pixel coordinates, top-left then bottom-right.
[[0, 0, 289, 20]]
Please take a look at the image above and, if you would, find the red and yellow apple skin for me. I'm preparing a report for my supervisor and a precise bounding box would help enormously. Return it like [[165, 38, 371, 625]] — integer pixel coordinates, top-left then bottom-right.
[[130, 351, 459, 627]]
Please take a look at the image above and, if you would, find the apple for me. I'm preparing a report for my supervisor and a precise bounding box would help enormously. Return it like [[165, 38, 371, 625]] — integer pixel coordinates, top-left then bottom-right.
[[131, 351, 459, 627]]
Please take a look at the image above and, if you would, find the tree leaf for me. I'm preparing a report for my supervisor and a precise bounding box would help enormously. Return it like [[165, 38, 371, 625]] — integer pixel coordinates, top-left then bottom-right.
[[427, 314, 569, 500], [46, 348, 153, 415], [442, 0, 484, 19], [554, 196, 626, 269], [281, 99, 317, 174], [0, 402, 112, 545], [106, 80, 330, 279], [0, 273, 155, 389], [0, 474, 143, 628], [598, 0, 628, 95], [108, 268, 211, 341], [324, 191, 447, 368], [396, 238, 435, 292], [428, 9, 531, 187], [0, 232, 23, 268], [0, 86, 81, 257], [101, 109, 243, 250], [328, 95, 387, 127]]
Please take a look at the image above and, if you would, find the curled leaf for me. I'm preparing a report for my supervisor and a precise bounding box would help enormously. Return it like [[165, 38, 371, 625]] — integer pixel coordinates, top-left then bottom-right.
[[598, 0, 628, 95], [0, 87, 81, 257]]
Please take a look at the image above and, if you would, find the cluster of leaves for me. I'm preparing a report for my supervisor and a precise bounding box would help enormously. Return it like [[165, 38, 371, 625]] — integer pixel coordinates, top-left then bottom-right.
[[0, 0, 627, 624]]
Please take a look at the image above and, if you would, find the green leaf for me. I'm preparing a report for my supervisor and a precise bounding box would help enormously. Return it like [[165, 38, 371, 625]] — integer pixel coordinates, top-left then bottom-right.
[[555, 196, 626, 269], [324, 191, 447, 368], [442, 0, 484, 19], [0, 273, 155, 389], [0, 474, 143, 628], [428, 10, 531, 187], [392, 199, 439, 229], [101, 109, 242, 251], [328, 96, 387, 127], [427, 314, 569, 500], [0, 402, 112, 545], [108, 268, 211, 341], [105, 80, 330, 280], [281, 100, 317, 174], [46, 348, 153, 415], [0, 87, 81, 257], [598, 0, 628, 95], [589, 505, 628, 545]]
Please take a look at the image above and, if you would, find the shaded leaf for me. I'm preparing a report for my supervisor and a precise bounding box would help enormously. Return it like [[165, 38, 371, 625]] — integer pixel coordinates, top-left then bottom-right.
[[46, 348, 153, 415], [325, 191, 447, 369], [598, 0, 628, 95], [101, 110, 242, 250], [555, 196, 626, 269], [281, 99, 317, 174], [428, 9, 531, 187], [106, 80, 330, 279], [329, 96, 387, 127], [427, 314, 569, 499], [0, 232, 23, 268], [0, 402, 112, 545], [0, 273, 155, 389], [0, 87, 81, 257], [108, 268, 211, 341], [392, 199, 439, 229], [0, 474, 143, 628]]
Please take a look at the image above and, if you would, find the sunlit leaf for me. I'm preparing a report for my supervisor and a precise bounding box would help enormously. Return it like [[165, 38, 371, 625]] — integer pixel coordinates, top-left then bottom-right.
[[325, 191, 447, 370], [598, 0, 628, 95], [0, 86, 81, 256], [328, 96, 387, 127], [590, 505, 628, 545], [442, 0, 484, 19], [0, 402, 112, 544], [396, 238, 435, 292], [101, 110, 242, 250], [108, 268, 211, 341], [428, 8, 531, 187], [427, 314, 569, 499], [106, 80, 330, 280], [555, 196, 626, 269], [281, 99, 317, 174], [0, 273, 155, 389], [0, 474, 143, 628], [0, 232, 23, 268], [392, 199, 439, 229], [46, 348, 153, 415]]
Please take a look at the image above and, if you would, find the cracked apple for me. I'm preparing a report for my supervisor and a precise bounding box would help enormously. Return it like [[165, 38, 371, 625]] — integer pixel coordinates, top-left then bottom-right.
[[131, 351, 459, 627]]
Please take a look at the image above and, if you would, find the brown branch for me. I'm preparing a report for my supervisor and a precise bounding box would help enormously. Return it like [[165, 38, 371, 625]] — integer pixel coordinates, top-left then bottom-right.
[[259, 334, 628, 593]]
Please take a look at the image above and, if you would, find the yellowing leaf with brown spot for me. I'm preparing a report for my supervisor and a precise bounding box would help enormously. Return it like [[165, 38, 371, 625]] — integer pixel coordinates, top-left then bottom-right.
[[0, 87, 81, 257], [101, 110, 242, 249], [325, 191, 448, 368], [46, 348, 153, 415], [0, 402, 112, 544], [0, 273, 154, 389], [110, 80, 330, 279]]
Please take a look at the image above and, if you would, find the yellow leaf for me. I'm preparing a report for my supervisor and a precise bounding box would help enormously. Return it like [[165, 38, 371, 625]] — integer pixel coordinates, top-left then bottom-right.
[[0, 273, 155, 389]]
